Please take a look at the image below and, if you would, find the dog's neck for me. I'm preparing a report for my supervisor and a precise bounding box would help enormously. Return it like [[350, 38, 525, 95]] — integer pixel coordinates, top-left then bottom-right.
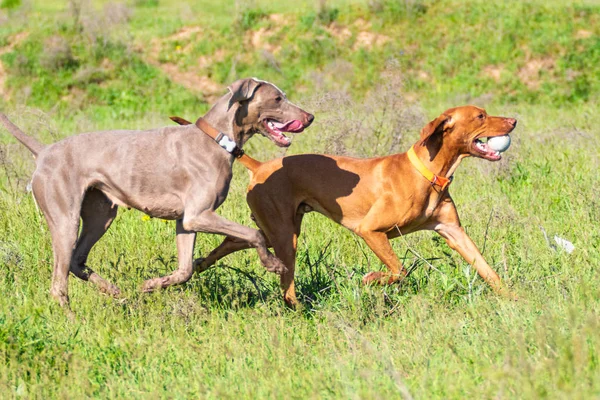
[[412, 140, 467, 180], [202, 96, 255, 150]]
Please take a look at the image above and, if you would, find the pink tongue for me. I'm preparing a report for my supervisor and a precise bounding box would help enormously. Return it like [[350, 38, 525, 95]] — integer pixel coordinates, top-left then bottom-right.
[[273, 120, 304, 132]]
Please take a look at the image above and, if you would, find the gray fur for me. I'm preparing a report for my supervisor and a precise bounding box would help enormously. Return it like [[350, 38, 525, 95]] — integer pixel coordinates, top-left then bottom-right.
[[0, 78, 314, 308]]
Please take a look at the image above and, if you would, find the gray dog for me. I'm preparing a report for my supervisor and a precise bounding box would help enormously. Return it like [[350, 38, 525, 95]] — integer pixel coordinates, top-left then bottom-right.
[[0, 77, 314, 307]]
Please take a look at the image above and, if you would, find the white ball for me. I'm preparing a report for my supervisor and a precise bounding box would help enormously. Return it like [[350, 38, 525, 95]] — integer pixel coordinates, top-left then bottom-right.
[[487, 135, 511, 152]]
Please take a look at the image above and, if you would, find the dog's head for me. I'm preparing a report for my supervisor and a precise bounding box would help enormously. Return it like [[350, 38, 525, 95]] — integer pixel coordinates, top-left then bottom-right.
[[227, 78, 314, 147], [420, 105, 517, 161]]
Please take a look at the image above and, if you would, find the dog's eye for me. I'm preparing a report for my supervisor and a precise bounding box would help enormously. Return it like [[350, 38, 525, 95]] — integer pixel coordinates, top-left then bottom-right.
[[477, 114, 485, 120], [275, 96, 282, 102]]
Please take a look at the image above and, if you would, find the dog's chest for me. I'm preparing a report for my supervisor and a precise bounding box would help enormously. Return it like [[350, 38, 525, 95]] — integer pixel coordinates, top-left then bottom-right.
[[422, 190, 446, 219]]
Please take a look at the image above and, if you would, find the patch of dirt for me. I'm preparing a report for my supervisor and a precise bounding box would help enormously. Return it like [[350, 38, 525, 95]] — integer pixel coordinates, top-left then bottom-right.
[[158, 63, 222, 100], [142, 57, 223, 103], [518, 57, 555, 89], [353, 18, 371, 30], [146, 27, 201, 61], [244, 14, 298, 53], [416, 70, 430, 80], [325, 22, 352, 42], [167, 26, 203, 41], [245, 26, 281, 53], [353, 31, 390, 50], [141, 26, 224, 102], [575, 29, 593, 39], [483, 65, 504, 82], [100, 57, 114, 71], [324, 19, 390, 50], [0, 31, 29, 56], [268, 14, 288, 24]]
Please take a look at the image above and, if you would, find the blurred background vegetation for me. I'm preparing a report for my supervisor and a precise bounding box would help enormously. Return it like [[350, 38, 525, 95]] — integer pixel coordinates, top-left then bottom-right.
[[0, 0, 598, 124]]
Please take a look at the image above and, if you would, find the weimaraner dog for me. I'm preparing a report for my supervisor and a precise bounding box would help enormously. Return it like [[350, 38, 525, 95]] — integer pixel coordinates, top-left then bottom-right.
[[0, 77, 314, 307]]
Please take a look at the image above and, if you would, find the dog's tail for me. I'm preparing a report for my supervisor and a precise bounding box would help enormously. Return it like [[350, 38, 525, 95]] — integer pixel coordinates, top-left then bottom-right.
[[169, 116, 262, 174], [0, 113, 44, 158]]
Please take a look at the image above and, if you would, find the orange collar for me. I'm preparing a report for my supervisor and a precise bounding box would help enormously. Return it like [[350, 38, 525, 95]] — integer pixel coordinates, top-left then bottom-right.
[[407, 145, 453, 190]]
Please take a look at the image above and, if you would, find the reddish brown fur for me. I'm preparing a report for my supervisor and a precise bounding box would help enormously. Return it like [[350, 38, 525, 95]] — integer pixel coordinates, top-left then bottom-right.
[[174, 105, 517, 307]]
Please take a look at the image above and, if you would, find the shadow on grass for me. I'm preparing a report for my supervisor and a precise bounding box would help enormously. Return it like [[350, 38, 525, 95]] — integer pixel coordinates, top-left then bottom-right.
[[138, 244, 456, 315], [189, 262, 278, 310]]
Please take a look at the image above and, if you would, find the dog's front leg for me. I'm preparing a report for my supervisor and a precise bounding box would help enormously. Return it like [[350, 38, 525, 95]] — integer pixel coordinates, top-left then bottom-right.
[[434, 224, 502, 285], [358, 230, 409, 285], [142, 219, 196, 292], [429, 197, 516, 298], [354, 198, 410, 285], [432, 222, 515, 299], [182, 210, 286, 275]]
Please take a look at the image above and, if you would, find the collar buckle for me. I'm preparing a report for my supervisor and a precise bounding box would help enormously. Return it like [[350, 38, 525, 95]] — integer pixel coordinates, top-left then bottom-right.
[[440, 175, 453, 191], [196, 117, 246, 159]]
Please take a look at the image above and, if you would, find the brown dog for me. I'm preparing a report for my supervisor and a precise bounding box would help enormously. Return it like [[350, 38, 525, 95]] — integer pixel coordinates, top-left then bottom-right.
[[173, 106, 517, 307]]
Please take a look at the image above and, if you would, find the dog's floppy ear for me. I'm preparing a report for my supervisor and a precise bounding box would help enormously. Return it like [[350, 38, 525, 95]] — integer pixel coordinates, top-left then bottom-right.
[[420, 113, 450, 145], [228, 78, 262, 110]]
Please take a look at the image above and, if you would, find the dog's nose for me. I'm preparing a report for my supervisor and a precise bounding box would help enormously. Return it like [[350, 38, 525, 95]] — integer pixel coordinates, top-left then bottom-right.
[[306, 113, 314, 126], [508, 118, 517, 128]]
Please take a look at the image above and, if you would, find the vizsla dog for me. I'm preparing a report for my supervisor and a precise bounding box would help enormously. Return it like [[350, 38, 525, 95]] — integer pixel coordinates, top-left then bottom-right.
[[0, 78, 313, 307], [172, 105, 517, 307]]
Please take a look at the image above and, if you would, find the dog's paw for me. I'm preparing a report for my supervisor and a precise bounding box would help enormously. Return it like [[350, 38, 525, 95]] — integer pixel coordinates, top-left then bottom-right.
[[141, 279, 161, 293], [491, 282, 519, 301], [264, 255, 288, 275], [193, 258, 211, 273], [499, 287, 519, 301], [362, 271, 401, 285], [283, 292, 300, 310], [363, 271, 408, 285], [99, 283, 121, 297], [362, 271, 385, 285]]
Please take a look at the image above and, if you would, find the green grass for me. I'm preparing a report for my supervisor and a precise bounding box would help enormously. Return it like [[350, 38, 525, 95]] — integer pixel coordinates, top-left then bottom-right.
[[1, 0, 600, 398]]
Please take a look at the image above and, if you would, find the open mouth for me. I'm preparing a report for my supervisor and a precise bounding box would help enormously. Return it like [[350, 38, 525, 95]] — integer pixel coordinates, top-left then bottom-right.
[[262, 119, 305, 147], [472, 136, 509, 161]]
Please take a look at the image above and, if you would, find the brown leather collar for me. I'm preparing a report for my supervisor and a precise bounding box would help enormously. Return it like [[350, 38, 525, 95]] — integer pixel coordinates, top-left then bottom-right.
[[195, 117, 246, 159]]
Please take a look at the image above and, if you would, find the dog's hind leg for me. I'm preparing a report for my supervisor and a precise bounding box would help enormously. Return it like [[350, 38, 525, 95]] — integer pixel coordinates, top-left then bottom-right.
[[33, 177, 82, 308], [49, 223, 79, 307], [272, 229, 301, 308], [254, 210, 304, 308], [181, 210, 286, 275], [70, 189, 120, 296], [193, 230, 269, 273], [141, 219, 196, 292]]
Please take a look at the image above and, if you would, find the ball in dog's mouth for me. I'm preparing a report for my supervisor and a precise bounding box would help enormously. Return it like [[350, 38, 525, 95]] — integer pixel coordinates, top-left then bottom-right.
[[487, 135, 511, 152], [473, 135, 511, 161], [263, 119, 306, 147]]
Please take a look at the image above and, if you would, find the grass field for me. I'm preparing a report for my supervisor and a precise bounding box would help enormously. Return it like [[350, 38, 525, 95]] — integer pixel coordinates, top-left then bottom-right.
[[1, 0, 599, 398]]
